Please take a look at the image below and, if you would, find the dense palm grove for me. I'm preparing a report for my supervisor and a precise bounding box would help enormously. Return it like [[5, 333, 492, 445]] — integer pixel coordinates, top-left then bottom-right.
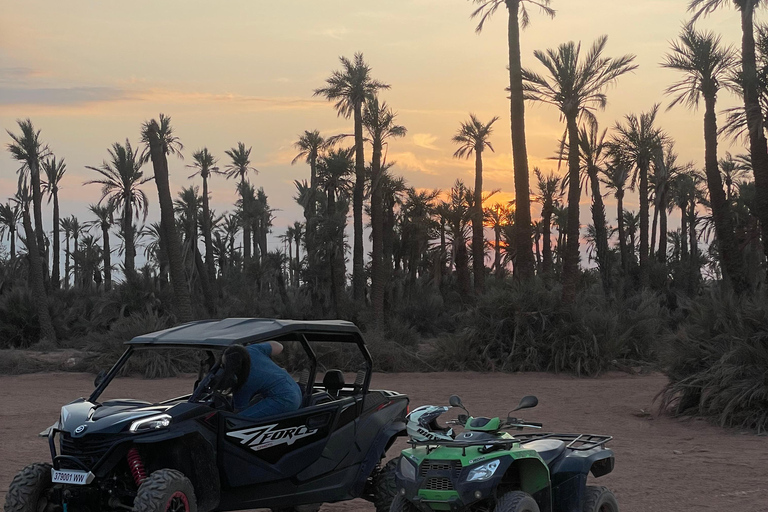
[[1, 0, 767, 431]]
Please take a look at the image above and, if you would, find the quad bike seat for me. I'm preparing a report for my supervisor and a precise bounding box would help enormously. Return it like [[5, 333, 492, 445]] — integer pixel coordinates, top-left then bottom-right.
[[522, 439, 566, 465]]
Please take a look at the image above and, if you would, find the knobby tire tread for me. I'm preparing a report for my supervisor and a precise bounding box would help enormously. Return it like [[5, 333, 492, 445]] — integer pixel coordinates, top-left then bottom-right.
[[583, 485, 619, 512], [373, 458, 399, 512], [494, 491, 540, 512], [4, 463, 52, 512], [133, 469, 197, 512]]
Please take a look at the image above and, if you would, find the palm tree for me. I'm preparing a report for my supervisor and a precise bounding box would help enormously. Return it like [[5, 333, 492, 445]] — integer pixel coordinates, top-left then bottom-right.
[[452, 114, 498, 294], [88, 204, 114, 291], [719, 152, 750, 201], [0, 201, 21, 262], [381, 173, 408, 286], [440, 181, 473, 296], [364, 97, 407, 320], [292, 221, 303, 277], [576, 124, 612, 292], [601, 158, 631, 272], [7, 119, 51, 287], [470, 0, 555, 280], [225, 142, 257, 265], [650, 144, 688, 264], [612, 105, 667, 286], [292, 130, 327, 217], [85, 140, 150, 281], [523, 35, 637, 301], [315, 53, 390, 302], [41, 156, 66, 289], [484, 203, 514, 277], [663, 25, 747, 292], [689, 0, 768, 244], [14, 180, 56, 342], [140, 113, 192, 323], [187, 148, 221, 284], [534, 168, 562, 276], [174, 186, 216, 315]]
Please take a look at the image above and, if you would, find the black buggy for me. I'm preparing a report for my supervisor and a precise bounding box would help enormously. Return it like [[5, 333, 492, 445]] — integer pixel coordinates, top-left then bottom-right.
[[4, 319, 409, 512]]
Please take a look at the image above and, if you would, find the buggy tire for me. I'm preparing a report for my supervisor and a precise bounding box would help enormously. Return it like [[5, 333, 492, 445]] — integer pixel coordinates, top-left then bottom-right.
[[133, 469, 197, 512], [4, 463, 53, 512], [270, 506, 320, 512], [493, 491, 540, 512], [389, 494, 418, 512], [373, 458, 399, 512], [583, 486, 619, 512]]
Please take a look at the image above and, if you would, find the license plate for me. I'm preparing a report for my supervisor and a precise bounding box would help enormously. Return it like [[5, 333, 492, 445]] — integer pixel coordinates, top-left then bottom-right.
[[51, 469, 93, 485]]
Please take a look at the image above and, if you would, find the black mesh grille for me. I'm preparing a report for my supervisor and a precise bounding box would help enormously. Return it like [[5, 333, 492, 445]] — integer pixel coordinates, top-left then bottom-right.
[[59, 433, 121, 469], [424, 477, 454, 490], [419, 460, 462, 478]]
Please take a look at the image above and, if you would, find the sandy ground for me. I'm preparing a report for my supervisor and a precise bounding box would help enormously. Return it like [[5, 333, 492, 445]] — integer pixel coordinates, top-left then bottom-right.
[[2, 371, 767, 512]]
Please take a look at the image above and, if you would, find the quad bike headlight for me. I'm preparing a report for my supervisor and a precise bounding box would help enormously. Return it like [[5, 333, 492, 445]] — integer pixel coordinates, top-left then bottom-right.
[[129, 414, 172, 433], [466, 459, 500, 482], [398, 457, 417, 481]]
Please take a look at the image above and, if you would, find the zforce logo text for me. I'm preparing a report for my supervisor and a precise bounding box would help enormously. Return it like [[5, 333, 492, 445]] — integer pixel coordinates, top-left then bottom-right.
[[227, 423, 318, 451]]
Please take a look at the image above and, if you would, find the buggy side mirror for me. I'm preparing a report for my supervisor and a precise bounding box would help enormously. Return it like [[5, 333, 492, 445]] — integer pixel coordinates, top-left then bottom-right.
[[94, 370, 107, 388], [512, 395, 538, 411]]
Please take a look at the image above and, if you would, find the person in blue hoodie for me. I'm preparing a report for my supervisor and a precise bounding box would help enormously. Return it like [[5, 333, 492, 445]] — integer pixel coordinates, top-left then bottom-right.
[[220, 342, 302, 418]]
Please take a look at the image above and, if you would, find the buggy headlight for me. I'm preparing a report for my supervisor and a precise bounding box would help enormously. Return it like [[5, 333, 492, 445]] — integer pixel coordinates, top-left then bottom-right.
[[129, 414, 171, 433], [398, 457, 417, 481], [467, 459, 500, 482]]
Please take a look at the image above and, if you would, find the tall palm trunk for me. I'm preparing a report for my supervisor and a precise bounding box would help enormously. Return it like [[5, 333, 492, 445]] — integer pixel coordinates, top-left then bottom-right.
[[327, 189, 345, 317], [494, 226, 502, 277], [562, 115, 581, 302], [472, 148, 485, 294], [123, 198, 135, 280], [30, 161, 49, 288], [680, 205, 688, 261], [639, 162, 650, 286], [456, 239, 471, 296], [202, 175, 216, 285], [22, 201, 55, 342], [703, 94, 747, 292], [146, 140, 193, 323], [370, 137, 385, 322], [657, 199, 668, 263], [616, 191, 627, 272], [542, 207, 552, 275], [507, 0, 535, 279], [10, 225, 17, 262], [51, 191, 60, 289], [650, 202, 659, 257], [352, 101, 366, 302], [588, 167, 611, 294], [740, 4, 768, 261], [102, 223, 111, 291]]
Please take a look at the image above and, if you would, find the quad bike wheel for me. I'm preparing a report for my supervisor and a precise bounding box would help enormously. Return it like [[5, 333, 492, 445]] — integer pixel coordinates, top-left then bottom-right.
[[4, 463, 53, 512], [389, 494, 418, 512], [132, 469, 197, 512], [583, 486, 619, 512], [372, 458, 399, 512], [493, 491, 540, 512]]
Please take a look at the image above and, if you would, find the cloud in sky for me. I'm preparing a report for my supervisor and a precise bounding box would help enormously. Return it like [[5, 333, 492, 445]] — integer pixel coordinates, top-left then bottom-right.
[[412, 133, 439, 150], [0, 86, 133, 106]]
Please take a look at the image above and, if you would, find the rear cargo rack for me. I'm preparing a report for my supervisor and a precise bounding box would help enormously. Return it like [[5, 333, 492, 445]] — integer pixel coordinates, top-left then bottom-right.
[[513, 433, 612, 451]]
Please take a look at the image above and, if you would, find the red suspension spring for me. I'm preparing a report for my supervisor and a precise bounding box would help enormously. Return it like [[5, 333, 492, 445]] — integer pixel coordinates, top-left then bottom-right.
[[127, 447, 147, 487]]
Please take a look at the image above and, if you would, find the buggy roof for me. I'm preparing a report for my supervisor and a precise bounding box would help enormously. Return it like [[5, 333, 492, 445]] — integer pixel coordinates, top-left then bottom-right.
[[127, 318, 362, 348]]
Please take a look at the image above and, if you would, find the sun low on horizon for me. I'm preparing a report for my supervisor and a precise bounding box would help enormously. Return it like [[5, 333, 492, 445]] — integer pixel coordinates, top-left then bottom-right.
[[0, 0, 749, 252]]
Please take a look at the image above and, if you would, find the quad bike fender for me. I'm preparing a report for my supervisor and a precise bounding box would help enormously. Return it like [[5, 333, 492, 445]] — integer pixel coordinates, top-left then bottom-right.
[[499, 452, 553, 512], [547, 448, 614, 512]]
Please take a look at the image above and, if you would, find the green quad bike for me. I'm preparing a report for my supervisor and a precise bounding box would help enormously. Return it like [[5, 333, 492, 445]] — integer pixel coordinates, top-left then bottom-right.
[[391, 395, 617, 512]]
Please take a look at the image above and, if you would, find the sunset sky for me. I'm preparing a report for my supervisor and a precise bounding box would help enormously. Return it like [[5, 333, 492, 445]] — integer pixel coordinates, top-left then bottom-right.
[[0, 0, 752, 266]]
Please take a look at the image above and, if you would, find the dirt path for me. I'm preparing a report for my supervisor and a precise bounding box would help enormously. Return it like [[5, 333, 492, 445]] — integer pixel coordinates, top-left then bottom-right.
[[2, 372, 766, 511]]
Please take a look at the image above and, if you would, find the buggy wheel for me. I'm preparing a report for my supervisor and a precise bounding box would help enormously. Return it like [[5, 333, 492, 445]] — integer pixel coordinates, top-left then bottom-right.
[[389, 494, 418, 512], [372, 458, 399, 512], [4, 463, 53, 512], [493, 491, 540, 512], [583, 486, 619, 512], [132, 469, 197, 512]]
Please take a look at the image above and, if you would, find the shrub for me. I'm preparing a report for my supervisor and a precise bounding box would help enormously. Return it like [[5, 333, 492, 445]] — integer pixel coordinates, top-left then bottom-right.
[[657, 290, 768, 432]]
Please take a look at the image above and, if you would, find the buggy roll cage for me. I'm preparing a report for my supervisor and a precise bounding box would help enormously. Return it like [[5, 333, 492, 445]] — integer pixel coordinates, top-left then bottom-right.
[[89, 319, 374, 405]]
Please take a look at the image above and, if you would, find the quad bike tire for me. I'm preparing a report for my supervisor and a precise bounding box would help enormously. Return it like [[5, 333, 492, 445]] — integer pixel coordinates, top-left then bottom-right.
[[583, 486, 619, 512], [373, 458, 399, 512], [493, 491, 540, 512], [389, 494, 418, 512], [133, 469, 198, 512], [4, 463, 53, 512]]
